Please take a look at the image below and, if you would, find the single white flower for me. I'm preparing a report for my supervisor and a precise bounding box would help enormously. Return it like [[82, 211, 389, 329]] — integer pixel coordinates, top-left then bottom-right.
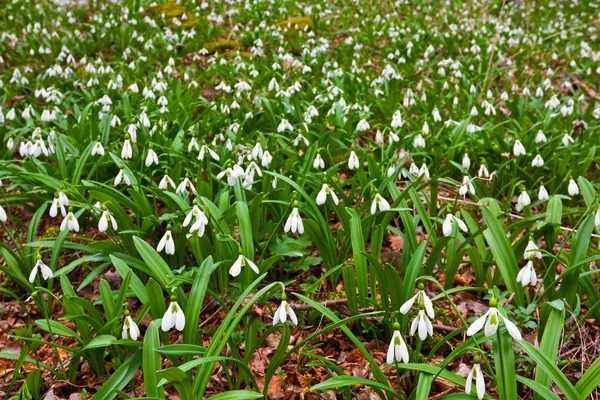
[[568, 179, 579, 196], [462, 153, 471, 169], [159, 174, 176, 190], [114, 169, 131, 186], [98, 209, 118, 232], [348, 150, 359, 170], [273, 298, 298, 326], [60, 209, 79, 232], [157, 229, 175, 255], [513, 139, 526, 157], [371, 193, 390, 215], [386, 323, 409, 364], [410, 309, 434, 340], [145, 148, 159, 167], [50, 197, 66, 218], [535, 130, 547, 143], [176, 177, 198, 196], [121, 139, 133, 159], [466, 299, 522, 341], [538, 185, 549, 201], [442, 214, 468, 236], [562, 134, 574, 147], [217, 165, 245, 186], [229, 254, 259, 277], [122, 314, 141, 340], [517, 260, 537, 287], [356, 119, 370, 132], [284, 205, 304, 234], [400, 284, 435, 318], [465, 357, 486, 400], [459, 176, 475, 196], [531, 154, 544, 167], [91, 141, 105, 156], [261, 151, 273, 168], [29, 256, 53, 283], [516, 190, 531, 211], [413, 134, 426, 148], [313, 154, 325, 169], [316, 184, 339, 206], [524, 239, 542, 260], [478, 163, 490, 178], [198, 144, 219, 161], [161, 299, 185, 332]]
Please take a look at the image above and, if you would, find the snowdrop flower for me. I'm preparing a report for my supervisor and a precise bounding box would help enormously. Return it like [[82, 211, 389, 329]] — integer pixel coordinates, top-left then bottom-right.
[[432, 108, 441, 122], [50, 195, 66, 218], [524, 238, 542, 260], [459, 176, 475, 196], [462, 153, 471, 169], [316, 183, 339, 206], [313, 154, 325, 169], [595, 206, 600, 228], [121, 138, 133, 159], [122, 311, 140, 340], [513, 139, 526, 157], [410, 305, 434, 341], [217, 165, 245, 186], [568, 179, 579, 196], [531, 154, 544, 167], [145, 148, 158, 167], [516, 190, 531, 211], [386, 323, 409, 364], [413, 134, 426, 148], [0, 205, 6, 222], [176, 177, 198, 196], [198, 144, 219, 161], [465, 356, 486, 400], [29, 255, 53, 283], [188, 137, 199, 153], [157, 228, 175, 255], [261, 151, 273, 168], [60, 208, 79, 232], [517, 260, 537, 287], [229, 253, 259, 277], [162, 297, 185, 332], [273, 294, 297, 326], [356, 119, 370, 132], [562, 134, 574, 147], [159, 174, 176, 190], [91, 140, 105, 156], [478, 163, 490, 178], [535, 130, 547, 143], [98, 207, 118, 232], [466, 298, 522, 341], [538, 185, 549, 201], [391, 110, 403, 129], [277, 118, 293, 132], [400, 283, 434, 318], [114, 169, 131, 186], [284, 202, 304, 234], [442, 214, 468, 236], [348, 150, 359, 170], [188, 210, 209, 237], [371, 193, 390, 214], [418, 164, 430, 180]]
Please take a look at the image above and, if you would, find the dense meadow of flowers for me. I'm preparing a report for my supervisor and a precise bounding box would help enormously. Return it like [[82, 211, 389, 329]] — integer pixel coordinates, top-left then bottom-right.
[[1, 0, 600, 398]]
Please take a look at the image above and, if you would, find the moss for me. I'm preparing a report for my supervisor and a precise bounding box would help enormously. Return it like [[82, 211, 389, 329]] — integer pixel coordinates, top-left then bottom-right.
[[144, 2, 199, 29], [275, 16, 314, 32], [204, 39, 242, 54]]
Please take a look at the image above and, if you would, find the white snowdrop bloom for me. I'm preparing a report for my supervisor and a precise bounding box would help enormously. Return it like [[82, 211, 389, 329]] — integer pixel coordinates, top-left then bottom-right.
[[284, 206, 304, 234], [121, 139, 133, 159], [356, 119, 370, 132], [229, 254, 259, 277], [29, 256, 53, 283], [157, 229, 175, 255], [0, 205, 6, 222], [478, 163, 490, 178], [375, 130, 384, 145], [217, 165, 245, 186], [198, 144, 219, 161], [313, 154, 325, 169], [400, 284, 434, 318], [122, 314, 141, 340], [535, 130, 547, 143], [568, 179, 579, 196], [176, 178, 198, 196], [562, 134, 574, 147], [60, 209, 80, 232], [413, 134, 426, 148], [538, 185, 549, 201], [422, 122, 430, 135], [467, 299, 522, 341], [127, 124, 138, 142], [516, 190, 531, 211], [98, 209, 118, 232], [188, 137, 200, 152], [273, 298, 297, 326], [442, 214, 468, 236], [50, 197, 66, 218], [114, 169, 131, 186], [183, 205, 203, 227], [470, 106, 478, 116], [387, 323, 409, 364], [409, 163, 419, 177], [188, 210, 209, 238], [517, 260, 537, 287], [316, 184, 339, 206], [261, 151, 273, 168], [159, 174, 176, 190], [91, 141, 105, 156], [595, 206, 600, 228], [459, 176, 475, 196], [465, 358, 486, 400], [410, 309, 434, 341], [58, 191, 69, 207], [293, 134, 310, 147], [251, 142, 263, 160], [524, 239, 542, 260], [370, 193, 390, 215], [432, 108, 441, 122], [145, 148, 159, 167], [462, 153, 471, 169], [418, 164, 430, 180], [6, 138, 14, 150], [162, 299, 185, 332], [391, 110, 403, 128], [268, 78, 279, 92], [531, 154, 544, 167], [348, 151, 359, 170], [277, 118, 293, 132], [513, 139, 526, 157]]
